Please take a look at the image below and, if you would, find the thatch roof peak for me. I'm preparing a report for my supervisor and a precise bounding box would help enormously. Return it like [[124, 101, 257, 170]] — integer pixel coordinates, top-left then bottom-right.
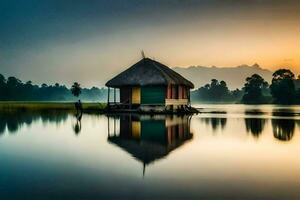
[[105, 58, 194, 88]]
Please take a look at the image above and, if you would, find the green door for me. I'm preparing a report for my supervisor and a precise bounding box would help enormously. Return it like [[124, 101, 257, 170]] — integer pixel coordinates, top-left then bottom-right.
[[141, 86, 165, 105]]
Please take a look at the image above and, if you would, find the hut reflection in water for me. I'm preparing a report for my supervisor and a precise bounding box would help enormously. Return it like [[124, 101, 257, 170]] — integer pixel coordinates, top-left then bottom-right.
[[107, 115, 193, 176]]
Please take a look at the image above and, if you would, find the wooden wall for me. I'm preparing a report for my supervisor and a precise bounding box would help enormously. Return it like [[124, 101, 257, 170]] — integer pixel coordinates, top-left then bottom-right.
[[166, 85, 188, 99], [120, 85, 189, 105]]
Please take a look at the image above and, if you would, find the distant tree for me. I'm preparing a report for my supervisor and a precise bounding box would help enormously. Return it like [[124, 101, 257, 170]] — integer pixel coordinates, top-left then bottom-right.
[[294, 75, 300, 90], [23, 81, 34, 100], [270, 69, 295, 104], [6, 77, 22, 100], [242, 74, 268, 104], [24, 81, 33, 92], [220, 80, 226, 88], [7, 76, 21, 88], [211, 79, 218, 87], [0, 74, 5, 85], [41, 83, 48, 88], [231, 88, 243, 101], [296, 89, 300, 104], [71, 82, 82, 99], [192, 79, 237, 102], [0, 74, 6, 100], [208, 79, 230, 100]]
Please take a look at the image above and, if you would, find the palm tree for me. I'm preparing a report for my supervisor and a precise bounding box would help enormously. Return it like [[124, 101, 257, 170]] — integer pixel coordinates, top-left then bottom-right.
[[0, 74, 5, 85], [71, 82, 82, 114], [71, 82, 82, 99]]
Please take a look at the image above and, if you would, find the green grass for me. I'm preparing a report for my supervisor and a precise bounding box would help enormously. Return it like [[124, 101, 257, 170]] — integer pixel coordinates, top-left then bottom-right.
[[0, 101, 107, 112]]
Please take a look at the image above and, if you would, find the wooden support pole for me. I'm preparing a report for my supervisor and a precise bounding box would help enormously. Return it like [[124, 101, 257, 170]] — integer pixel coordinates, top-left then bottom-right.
[[129, 88, 132, 109], [107, 87, 110, 106], [114, 88, 116, 104], [107, 116, 110, 136], [114, 116, 116, 136], [187, 89, 190, 106]]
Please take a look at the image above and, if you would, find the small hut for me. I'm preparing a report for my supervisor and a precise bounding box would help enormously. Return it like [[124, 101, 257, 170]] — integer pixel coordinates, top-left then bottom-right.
[[105, 57, 194, 112]]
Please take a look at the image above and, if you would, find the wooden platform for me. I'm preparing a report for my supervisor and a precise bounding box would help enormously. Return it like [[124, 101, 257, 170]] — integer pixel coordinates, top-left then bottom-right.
[[103, 104, 199, 114]]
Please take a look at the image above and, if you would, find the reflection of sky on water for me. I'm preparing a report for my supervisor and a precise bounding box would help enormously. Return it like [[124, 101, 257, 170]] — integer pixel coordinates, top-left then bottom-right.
[[1, 105, 300, 199]]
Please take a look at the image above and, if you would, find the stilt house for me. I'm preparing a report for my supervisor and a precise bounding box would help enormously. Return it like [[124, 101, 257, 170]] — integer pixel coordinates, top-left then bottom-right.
[[105, 57, 194, 112]]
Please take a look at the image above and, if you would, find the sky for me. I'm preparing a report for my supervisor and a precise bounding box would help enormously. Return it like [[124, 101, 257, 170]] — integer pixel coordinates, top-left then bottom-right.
[[1, 0, 300, 87]]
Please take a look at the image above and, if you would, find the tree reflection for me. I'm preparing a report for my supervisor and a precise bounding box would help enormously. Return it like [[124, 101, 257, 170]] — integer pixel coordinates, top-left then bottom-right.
[[40, 111, 68, 124], [202, 117, 227, 132], [272, 109, 297, 117], [0, 110, 68, 134], [72, 112, 82, 135], [244, 118, 266, 138], [272, 119, 295, 141], [0, 116, 6, 136]]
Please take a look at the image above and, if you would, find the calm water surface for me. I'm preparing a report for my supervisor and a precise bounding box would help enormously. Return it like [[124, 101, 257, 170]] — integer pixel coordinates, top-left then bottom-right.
[[1, 104, 300, 199]]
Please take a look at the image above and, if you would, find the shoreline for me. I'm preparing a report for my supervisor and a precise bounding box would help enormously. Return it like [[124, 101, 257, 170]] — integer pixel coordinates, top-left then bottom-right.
[[0, 102, 106, 112], [2, 102, 300, 115]]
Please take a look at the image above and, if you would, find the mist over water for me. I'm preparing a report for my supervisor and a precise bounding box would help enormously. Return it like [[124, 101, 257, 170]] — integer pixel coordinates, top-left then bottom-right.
[[1, 105, 300, 199]]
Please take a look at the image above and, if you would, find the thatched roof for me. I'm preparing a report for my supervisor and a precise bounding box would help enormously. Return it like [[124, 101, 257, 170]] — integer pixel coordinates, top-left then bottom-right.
[[106, 58, 194, 88]]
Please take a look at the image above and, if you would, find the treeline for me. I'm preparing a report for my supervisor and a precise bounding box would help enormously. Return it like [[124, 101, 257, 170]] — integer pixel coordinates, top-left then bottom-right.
[[191, 79, 244, 103], [192, 69, 300, 104], [0, 74, 107, 102]]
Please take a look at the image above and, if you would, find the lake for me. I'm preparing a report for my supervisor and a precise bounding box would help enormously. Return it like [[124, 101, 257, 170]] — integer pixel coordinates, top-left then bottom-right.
[[1, 104, 300, 199]]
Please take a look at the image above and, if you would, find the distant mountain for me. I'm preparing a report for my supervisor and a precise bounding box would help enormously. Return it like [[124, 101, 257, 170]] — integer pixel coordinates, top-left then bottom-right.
[[173, 64, 273, 89]]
